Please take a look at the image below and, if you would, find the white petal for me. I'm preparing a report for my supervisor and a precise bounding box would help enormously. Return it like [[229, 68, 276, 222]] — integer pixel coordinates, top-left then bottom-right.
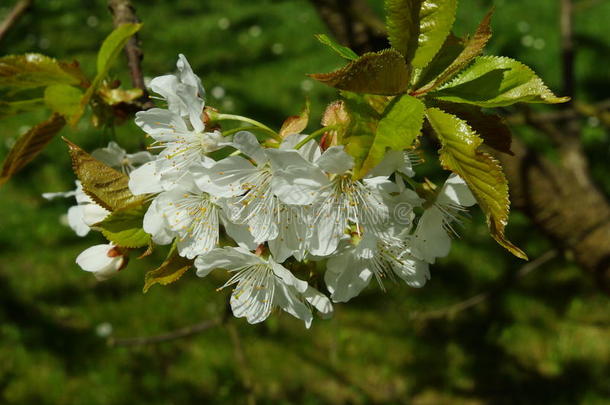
[[325, 248, 373, 303], [194, 247, 262, 277], [368, 150, 414, 178], [81, 203, 110, 226], [222, 214, 258, 251], [273, 282, 313, 328], [392, 255, 430, 288], [126, 151, 154, 166], [143, 198, 174, 245], [279, 134, 321, 162], [91, 141, 125, 169], [135, 108, 188, 137], [76, 244, 123, 280], [67, 205, 90, 237], [128, 161, 163, 195], [177, 54, 205, 99], [315, 146, 354, 174], [269, 258, 308, 293], [303, 286, 333, 318], [194, 156, 257, 198], [267, 149, 329, 205], [410, 207, 452, 263], [438, 174, 476, 207], [232, 131, 267, 165], [42, 190, 76, 200]]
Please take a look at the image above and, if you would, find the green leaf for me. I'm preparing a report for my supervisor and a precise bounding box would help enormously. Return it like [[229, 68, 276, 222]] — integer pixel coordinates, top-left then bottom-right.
[[341, 93, 381, 174], [44, 84, 83, 122], [412, 0, 458, 69], [425, 107, 527, 260], [97, 23, 142, 76], [414, 10, 493, 95], [358, 95, 425, 177], [74, 23, 142, 125], [0, 114, 65, 185], [93, 205, 150, 248], [432, 56, 570, 107], [309, 49, 410, 95], [315, 34, 358, 60], [143, 244, 193, 293], [385, 0, 422, 62], [0, 98, 45, 118], [432, 101, 513, 155], [0, 53, 83, 91], [64, 138, 145, 211]]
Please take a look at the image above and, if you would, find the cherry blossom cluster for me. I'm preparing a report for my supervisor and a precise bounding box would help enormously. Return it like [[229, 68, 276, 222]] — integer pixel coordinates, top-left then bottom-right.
[[49, 55, 477, 327]]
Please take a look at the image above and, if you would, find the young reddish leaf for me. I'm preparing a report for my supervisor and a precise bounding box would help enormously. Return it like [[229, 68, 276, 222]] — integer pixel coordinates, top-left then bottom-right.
[[320, 100, 350, 148], [279, 99, 310, 138], [309, 49, 410, 95], [0, 113, 65, 185], [414, 9, 493, 95], [143, 245, 193, 293], [63, 138, 145, 211], [426, 107, 527, 260]]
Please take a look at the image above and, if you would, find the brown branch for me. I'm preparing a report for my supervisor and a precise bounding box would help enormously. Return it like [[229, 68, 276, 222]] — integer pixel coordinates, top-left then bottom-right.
[[107, 318, 222, 347], [107, 0, 154, 109], [412, 250, 558, 320], [0, 0, 32, 43]]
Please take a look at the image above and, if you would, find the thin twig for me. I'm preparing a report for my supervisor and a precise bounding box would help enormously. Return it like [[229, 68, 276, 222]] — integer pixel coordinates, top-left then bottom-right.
[[107, 0, 154, 109], [411, 250, 558, 320], [227, 322, 257, 405], [107, 318, 222, 347], [0, 0, 32, 43]]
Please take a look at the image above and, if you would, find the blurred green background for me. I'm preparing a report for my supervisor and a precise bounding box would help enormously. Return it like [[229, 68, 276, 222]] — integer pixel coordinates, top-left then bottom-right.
[[1, 0, 609, 404]]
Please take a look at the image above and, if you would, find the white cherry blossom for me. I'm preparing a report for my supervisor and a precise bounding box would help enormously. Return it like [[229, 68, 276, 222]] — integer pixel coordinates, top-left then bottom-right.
[[195, 246, 332, 327], [325, 233, 429, 303], [410, 174, 477, 263], [76, 243, 126, 281]]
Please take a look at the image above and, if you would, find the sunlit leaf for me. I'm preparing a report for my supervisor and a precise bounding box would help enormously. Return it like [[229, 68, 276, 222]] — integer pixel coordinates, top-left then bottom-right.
[[385, 0, 422, 62], [414, 10, 493, 95], [412, 0, 458, 69], [432, 56, 570, 107], [75, 23, 142, 124], [64, 138, 145, 211], [433, 101, 513, 155], [0, 53, 83, 91], [93, 205, 150, 248], [143, 244, 192, 293], [309, 49, 410, 95], [315, 34, 358, 60], [44, 84, 83, 123], [96, 23, 142, 77], [279, 99, 310, 138], [426, 107, 527, 260], [358, 94, 425, 177], [0, 113, 65, 185], [98, 86, 143, 106], [341, 92, 381, 174]]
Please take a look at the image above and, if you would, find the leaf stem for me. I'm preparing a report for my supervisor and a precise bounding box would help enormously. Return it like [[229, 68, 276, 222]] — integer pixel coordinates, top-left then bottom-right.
[[295, 126, 338, 149], [214, 113, 279, 138]]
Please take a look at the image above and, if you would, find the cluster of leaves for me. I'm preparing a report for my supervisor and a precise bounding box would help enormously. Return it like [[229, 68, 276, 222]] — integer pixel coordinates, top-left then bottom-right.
[[309, 0, 568, 259], [0, 23, 143, 185]]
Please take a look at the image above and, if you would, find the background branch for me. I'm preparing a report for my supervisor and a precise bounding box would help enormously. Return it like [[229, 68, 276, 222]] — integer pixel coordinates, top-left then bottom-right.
[[0, 0, 32, 43], [107, 0, 154, 109]]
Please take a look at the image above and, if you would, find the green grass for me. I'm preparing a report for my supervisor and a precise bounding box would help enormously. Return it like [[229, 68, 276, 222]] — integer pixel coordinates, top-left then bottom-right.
[[1, 0, 610, 404]]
